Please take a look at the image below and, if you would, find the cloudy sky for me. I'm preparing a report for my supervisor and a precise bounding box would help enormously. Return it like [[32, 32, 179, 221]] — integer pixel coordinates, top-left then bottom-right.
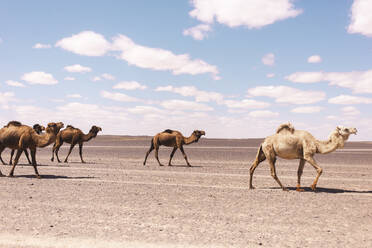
[[0, 0, 371, 140]]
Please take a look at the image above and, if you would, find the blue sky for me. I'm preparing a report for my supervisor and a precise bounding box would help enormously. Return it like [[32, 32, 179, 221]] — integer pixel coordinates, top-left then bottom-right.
[[0, 0, 371, 139]]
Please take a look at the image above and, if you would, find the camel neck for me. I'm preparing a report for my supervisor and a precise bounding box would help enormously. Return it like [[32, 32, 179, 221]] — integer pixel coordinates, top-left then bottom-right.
[[82, 132, 96, 142], [33, 131, 56, 148], [315, 132, 345, 154], [184, 134, 198, 145]]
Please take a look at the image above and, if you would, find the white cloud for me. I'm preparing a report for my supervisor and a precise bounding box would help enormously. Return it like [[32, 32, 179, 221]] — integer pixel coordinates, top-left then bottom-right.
[[127, 105, 164, 115], [155, 85, 223, 103], [248, 110, 279, 118], [291, 106, 323, 113], [101, 90, 139, 102], [262, 53, 275, 66], [66, 94, 82, 98], [92, 76, 101, 82], [112, 34, 220, 79], [341, 106, 360, 116], [0, 91, 16, 109], [56, 31, 111, 56], [183, 24, 212, 40], [33, 43, 51, 49], [5, 80, 25, 88], [113, 81, 147, 90], [64, 77, 75, 81], [307, 55, 322, 63], [224, 99, 270, 109], [101, 73, 115, 80], [188, 0, 302, 29], [266, 73, 275, 78], [64, 64, 92, 73], [286, 69, 372, 94], [247, 85, 326, 104], [21, 71, 58, 85], [347, 0, 372, 37], [328, 94, 372, 105], [160, 99, 213, 111]]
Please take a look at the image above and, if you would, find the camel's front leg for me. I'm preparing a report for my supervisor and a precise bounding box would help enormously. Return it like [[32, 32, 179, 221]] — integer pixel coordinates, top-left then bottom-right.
[[168, 147, 177, 166], [305, 156, 322, 191], [296, 159, 305, 192], [30, 149, 41, 179], [179, 146, 191, 167], [78, 143, 85, 163]]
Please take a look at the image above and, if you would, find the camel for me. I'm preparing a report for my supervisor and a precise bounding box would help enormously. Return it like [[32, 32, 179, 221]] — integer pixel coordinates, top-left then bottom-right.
[[51, 125, 102, 163], [143, 129, 206, 167], [249, 123, 357, 191], [0, 122, 64, 178], [1, 121, 45, 165]]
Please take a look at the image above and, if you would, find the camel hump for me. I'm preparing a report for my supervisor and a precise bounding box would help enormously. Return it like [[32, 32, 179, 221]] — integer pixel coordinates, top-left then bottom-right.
[[66, 125, 76, 129], [163, 129, 174, 134], [276, 123, 295, 134], [5, 120, 22, 127]]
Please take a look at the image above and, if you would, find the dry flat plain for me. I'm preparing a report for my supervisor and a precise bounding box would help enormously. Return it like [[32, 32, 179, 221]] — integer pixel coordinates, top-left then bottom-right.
[[0, 136, 371, 248]]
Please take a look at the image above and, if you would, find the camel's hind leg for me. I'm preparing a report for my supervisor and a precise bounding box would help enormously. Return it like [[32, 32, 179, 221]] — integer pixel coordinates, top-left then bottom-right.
[[168, 147, 177, 166], [8, 149, 23, 177], [143, 140, 154, 166], [304, 155, 322, 191], [0, 146, 7, 165], [154, 146, 164, 166], [296, 159, 306, 192], [64, 142, 76, 163], [249, 145, 266, 189], [268, 157, 287, 191]]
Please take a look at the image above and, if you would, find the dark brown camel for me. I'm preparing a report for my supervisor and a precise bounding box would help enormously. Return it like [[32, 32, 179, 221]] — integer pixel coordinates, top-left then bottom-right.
[[0, 122, 64, 178], [143, 129, 205, 167], [2, 121, 45, 165], [51, 125, 102, 163]]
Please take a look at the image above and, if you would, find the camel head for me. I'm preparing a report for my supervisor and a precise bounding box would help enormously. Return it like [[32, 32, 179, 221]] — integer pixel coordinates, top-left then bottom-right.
[[89, 126, 102, 137], [46, 122, 65, 135], [33, 124, 45, 134], [336, 126, 357, 140], [192, 130, 205, 142]]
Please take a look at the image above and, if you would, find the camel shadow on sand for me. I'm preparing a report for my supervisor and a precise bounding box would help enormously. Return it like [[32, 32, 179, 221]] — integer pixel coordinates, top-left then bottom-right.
[[11, 174, 95, 180], [285, 186, 372, 194]]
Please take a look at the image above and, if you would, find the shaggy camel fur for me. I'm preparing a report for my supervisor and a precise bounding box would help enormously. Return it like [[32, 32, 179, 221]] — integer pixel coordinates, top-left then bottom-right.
[[0, 122, 64, 178], [249, 123, 357, 191], [51, 125, 102, 163], [2, 121, 45, 165], [143, 129, 205, 167]]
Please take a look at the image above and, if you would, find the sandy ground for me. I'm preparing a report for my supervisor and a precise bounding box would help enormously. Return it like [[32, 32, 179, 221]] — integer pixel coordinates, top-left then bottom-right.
[[0, 136, 371, 248]]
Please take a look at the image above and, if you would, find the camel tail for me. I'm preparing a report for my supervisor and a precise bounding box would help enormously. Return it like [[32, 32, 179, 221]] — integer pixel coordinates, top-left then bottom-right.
[[254, 144, 266, 164]]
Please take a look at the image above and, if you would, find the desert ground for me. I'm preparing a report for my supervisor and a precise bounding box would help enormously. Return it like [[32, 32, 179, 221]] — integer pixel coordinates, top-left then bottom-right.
[[0, 136, 371, 248]]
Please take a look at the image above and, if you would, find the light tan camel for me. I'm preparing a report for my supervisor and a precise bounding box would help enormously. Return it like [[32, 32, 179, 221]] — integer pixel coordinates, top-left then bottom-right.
[[1, 121, 45, 165], [51, 125, 102, 163], [143, 129, 205, 167], [249, 123, 357, 191], [0, 122, 64, 178]]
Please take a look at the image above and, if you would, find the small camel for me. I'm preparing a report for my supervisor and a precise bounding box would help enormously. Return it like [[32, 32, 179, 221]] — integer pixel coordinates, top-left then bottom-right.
[[2, 121, 45, 165], [143, 129, 205, 167], [249, 123, 357, 191], [0, 122, 64, 178], [51, 125, 102, 163]]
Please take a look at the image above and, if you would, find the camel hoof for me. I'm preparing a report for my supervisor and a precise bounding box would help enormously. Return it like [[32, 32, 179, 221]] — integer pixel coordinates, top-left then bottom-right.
[[248, 186, 255, 190], [310, 184, 317, 191], [64, 160, 68, 163], [282, 187, 289, 191], [159, 164, 164, 166], [0, 174, 5, 177], [51, 158, 54, 162], [8, 174, 14, 177], [296, 188, 304, 192], [36, 175, 42, 179], [81, 161, 86, 164], [187, 164, 192, 167], [168, 164, 173, 166]]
